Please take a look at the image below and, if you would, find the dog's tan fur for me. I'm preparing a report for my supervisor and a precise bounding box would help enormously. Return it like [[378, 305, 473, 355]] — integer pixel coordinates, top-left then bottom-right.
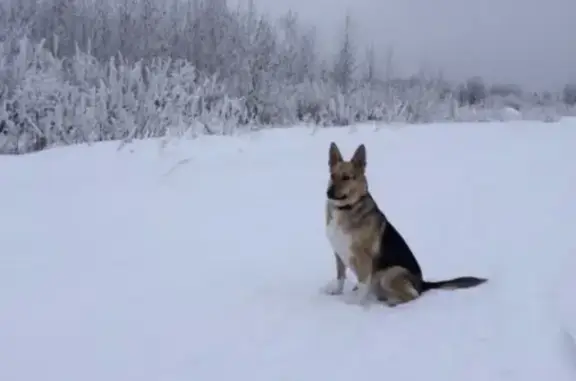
[[323, 142, 487, 306]]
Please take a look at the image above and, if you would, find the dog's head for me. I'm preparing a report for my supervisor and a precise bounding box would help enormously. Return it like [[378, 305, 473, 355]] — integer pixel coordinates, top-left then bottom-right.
[[326, 142, 368, 206]]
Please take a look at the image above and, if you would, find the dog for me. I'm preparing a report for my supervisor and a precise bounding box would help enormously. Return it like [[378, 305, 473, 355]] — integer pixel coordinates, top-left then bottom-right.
[[322, 142, 487, 306]]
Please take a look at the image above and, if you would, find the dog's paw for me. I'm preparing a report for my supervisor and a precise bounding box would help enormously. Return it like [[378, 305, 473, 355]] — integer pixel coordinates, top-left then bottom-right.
[[321, 279, 344, 295], [343, 292, 364, 305], [342, 284, 371, 306]]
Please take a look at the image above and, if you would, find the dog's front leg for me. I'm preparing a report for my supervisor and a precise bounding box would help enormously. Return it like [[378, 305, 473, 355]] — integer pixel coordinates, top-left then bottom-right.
[[345, 255, 373, 305], [321, 252, 346, 295]]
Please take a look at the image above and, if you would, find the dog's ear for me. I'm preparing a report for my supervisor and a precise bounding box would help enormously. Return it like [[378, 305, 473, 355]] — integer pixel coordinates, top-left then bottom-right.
[[351, 144, 366, 170], [329, 142, 343, 167]]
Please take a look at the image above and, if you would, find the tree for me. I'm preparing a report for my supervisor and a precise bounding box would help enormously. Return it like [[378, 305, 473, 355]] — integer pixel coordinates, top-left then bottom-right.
[[332, 12, 356, 94], [562, 83, 576, 106], [364, 43, 376, 85]]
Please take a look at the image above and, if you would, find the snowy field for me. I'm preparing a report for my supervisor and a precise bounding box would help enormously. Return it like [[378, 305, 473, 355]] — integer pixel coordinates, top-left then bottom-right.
[[1, 121, 576, 381]]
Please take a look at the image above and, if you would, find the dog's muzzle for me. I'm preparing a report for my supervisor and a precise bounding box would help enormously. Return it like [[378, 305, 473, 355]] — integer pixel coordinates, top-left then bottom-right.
[[327, 186, 346, 200], [326, 185, 335, 199]]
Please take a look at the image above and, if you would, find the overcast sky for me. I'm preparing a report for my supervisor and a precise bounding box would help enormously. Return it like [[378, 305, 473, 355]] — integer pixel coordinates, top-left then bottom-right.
[[239, 0, 576, 90]]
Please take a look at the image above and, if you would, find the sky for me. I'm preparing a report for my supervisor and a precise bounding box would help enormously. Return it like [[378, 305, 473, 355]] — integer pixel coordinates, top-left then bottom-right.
[[239, 0, 576, 91]]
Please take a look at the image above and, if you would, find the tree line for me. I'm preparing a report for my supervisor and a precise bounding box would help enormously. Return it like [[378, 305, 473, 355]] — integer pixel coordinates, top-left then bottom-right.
[[0, 0, 574, 154]]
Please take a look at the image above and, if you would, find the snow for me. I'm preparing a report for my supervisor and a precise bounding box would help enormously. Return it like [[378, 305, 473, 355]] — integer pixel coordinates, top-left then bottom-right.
[[1, 121, 575, 381]]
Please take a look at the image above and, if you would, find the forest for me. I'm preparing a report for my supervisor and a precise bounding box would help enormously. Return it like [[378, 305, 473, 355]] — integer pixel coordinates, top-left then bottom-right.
[[1, 0, 575, 154]]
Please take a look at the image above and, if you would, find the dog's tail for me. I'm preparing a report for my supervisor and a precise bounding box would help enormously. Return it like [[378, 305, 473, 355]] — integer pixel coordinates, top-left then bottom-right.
[[421, 276, 487, 293]]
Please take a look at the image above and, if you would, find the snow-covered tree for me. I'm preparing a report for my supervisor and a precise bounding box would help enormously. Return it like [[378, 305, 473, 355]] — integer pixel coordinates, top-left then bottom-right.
[[332, 12, 356, 94]]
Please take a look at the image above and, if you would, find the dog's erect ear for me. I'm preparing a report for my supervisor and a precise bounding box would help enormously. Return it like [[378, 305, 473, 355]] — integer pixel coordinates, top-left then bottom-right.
[[329, 142, 343, 167], [351, 144, 366, 170]]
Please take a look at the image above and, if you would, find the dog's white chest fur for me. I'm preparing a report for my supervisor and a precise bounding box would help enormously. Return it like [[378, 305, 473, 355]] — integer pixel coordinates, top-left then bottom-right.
[[326, 212, 354, 267]]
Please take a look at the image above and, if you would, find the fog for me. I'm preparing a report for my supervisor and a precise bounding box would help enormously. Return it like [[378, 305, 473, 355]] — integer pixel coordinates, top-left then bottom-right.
[[243, 0, 576, 90]]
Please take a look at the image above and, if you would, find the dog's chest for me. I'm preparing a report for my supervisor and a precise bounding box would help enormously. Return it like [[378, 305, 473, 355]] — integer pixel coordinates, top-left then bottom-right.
[[326, 213, 354, 267]]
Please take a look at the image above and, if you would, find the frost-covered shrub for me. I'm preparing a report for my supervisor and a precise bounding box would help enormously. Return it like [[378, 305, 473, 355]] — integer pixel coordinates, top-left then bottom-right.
[[0, 36, 248, 153], [456, 77, 487, 107]]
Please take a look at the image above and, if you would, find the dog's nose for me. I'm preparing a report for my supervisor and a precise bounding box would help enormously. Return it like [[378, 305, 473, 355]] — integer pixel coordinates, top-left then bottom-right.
[[327, 185, 335, 199]]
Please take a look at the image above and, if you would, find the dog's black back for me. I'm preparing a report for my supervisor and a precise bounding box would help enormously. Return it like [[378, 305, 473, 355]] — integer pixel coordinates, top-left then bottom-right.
[[373, 219, 423, 279]]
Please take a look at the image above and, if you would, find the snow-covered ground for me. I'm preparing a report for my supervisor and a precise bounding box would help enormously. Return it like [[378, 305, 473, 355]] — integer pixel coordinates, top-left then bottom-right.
[[1, 121, 575, 381]]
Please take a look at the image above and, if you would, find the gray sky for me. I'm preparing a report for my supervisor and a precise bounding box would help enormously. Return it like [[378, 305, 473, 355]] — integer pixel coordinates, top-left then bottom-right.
[[240, 0, 576, 91]]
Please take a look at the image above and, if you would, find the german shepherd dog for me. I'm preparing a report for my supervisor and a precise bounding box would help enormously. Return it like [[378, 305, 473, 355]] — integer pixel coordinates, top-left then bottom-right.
[[323, 142, 487, 306]]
